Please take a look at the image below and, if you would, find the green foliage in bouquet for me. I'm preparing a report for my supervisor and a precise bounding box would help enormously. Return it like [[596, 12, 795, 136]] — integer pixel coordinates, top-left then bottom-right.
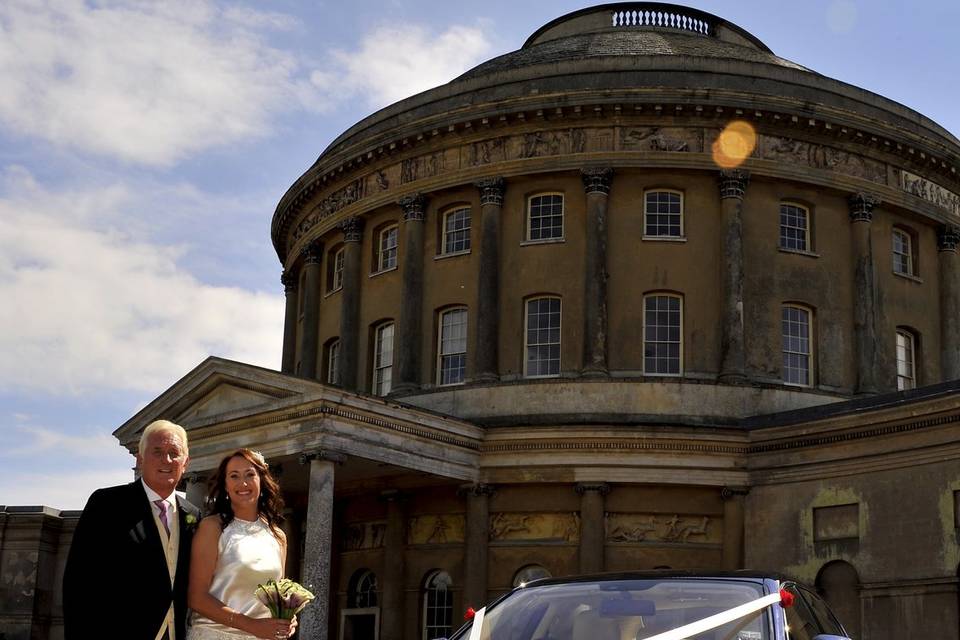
[[255, 578, 316, 619]]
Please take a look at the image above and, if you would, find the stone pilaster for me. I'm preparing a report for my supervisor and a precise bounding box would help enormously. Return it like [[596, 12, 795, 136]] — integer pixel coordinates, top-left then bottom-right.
[[338, 217, 364, 390], [461, 484, 494, 609], [849, 193, 881, 394], [721, 487, 749, 570], [380, 490, 406, 640], [474, 178, 505, 382], [939, 225, 960, 380], [281, 269, 299, 374], [394, 194, 427, 394], [185, 473, 209, 511], [299, 451, 342, 640], [576, 482, 609, 574], [717, 170, 750, 383], [581, 168, 613, 377], [297, 241, 324, 380]]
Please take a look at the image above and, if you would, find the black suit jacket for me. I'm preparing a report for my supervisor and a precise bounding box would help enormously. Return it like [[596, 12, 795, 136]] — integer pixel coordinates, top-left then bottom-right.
[[63, 481, 200, 640]]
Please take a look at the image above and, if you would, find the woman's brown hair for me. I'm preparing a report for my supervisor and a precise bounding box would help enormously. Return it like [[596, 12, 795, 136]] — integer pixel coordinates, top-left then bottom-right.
[[207, 448, 285, 538]]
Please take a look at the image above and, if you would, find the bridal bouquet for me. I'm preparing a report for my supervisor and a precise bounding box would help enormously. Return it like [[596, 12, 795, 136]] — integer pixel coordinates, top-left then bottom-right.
[[255, 579, 316, 619]]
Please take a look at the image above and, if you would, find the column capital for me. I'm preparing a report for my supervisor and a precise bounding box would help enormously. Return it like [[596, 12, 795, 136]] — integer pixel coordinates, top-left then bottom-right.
[[475, 177, 505, 206], [938, 225, 960, 252], [581, 167, 614, 195], [281, 269, 298, 293], [300, 240, 324, 264], [720, 486, 751, 501], [398, 193, 427, 222], [718, 169, 750, 199], [299, 450, 346, 465], [848, 192, 881, 222], [458, 483, 496, 498], [339, 216, 365, 243], [575, 482, 610, 496]]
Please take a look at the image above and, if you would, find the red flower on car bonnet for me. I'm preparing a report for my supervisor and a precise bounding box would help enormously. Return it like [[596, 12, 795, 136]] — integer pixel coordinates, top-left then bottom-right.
[[464, 607, 476, 621], [779, 589, 795, 608]]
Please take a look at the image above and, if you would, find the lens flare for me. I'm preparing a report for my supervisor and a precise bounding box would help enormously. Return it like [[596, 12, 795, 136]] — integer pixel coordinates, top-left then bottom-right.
[[712, 120, 757, 169]]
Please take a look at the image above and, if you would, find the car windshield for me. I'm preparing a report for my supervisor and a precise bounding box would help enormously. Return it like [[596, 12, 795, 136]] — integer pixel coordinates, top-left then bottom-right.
[[454, 578, 771, 640]]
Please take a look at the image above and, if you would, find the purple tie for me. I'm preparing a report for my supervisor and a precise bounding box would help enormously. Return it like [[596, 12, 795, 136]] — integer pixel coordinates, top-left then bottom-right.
[[154, 500, 170, 536]]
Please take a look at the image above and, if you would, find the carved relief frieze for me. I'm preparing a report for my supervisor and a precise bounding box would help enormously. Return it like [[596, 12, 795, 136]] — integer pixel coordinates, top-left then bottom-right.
[[292, 177, 366, 243], [341, 521, 386, 551], [900, 170, 960, 218], [758, 136, 887, 184], [407, 514, 465, 545], [401, 150, 452, 184], [467, 137, 508, 166], [620, 126, 703, 152], [489, 512, 580, 543], [606, 513, 719, 545], [519, 128, 587, 158]]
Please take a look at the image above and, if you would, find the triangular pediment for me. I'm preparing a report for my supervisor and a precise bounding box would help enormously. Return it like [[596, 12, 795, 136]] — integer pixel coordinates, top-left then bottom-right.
[[113, 357, 324, 449]]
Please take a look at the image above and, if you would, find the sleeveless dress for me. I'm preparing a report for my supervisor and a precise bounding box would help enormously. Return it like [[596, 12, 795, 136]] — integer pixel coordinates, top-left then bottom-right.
[[187, 517, 283, 640]]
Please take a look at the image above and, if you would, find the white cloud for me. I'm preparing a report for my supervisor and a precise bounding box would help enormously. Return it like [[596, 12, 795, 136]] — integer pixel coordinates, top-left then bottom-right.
[[0, 467, 135, 510], [0, 167, 284, 396], [317, 22, 494, 109], [0, 0, 316, 165], [3, 424, 120, 458]]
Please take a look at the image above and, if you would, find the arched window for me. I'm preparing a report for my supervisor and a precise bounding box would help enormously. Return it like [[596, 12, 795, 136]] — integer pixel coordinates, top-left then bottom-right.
[[643, 293, 683, 376], [437, 308, 467, 386], [441, 206, 471, 255], [892, 227, 916, 276], [374, 224, 399, 273], [779, 202, 811, 251], [373, 322, 394, 395], [422, 570, 453, 640], [325, 338, 340, 386], [816, 561, 860, 639], [348, 569, 378, 609], [896, 328, 918, 390], [526, 193, 564, 241], [782, 304, 813, 386], [512, 564, 551, 587], [524, 297, 561, 377], [644, 190, 683, 238]]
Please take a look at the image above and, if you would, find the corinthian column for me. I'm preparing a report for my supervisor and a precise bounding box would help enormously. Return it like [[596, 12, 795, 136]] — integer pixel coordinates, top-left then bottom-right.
[[380, 490, 406, 640], [462, 484, 494, 610], [281, 269, 298, 374], [849, 193, 881, 394], [394, 194, 427, 394], [338, 217, 364, 390], [474, 178, 505, 382], [581, 168, 613, 377], [576, 482, 609, 574], [718, 170, 749, 383], [939, 225, 960, 380], [297, 241, 323, 380]]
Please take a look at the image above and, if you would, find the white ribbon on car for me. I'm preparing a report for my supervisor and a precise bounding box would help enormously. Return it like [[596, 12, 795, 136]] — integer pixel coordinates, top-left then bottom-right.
[[466, 588, 781, 640], [642, 591, 782, 640], [467, 606, 486, 640]]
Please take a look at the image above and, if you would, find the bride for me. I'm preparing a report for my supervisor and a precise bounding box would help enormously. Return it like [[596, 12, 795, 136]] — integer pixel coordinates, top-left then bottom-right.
[[187, 449, 296, 640]]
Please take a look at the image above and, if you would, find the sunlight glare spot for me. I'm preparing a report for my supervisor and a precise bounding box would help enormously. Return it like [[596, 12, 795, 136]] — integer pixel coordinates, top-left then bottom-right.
[[712, 120, 757, 169]]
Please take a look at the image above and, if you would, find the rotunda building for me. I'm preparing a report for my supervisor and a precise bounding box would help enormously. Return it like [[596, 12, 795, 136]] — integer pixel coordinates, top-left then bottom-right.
[[109, 4, 960, 640]]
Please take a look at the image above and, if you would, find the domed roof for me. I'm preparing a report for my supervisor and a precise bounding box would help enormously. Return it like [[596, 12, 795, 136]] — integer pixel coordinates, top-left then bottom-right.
[[459, 4, 810, 81]]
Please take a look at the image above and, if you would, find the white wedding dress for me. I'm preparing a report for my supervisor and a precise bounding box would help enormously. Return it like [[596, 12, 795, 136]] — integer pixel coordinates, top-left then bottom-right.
[[187, 517, 283, 640]]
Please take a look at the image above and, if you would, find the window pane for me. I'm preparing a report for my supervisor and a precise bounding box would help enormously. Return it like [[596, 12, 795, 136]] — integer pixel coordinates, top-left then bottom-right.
[[525, 298, 561, 376], [896, 330, 915, 390], [779, 204, 809, 251], [782, 307, 811, 386], [374, 323, 394, 395], [443, 208, 471, 254], [643, 295, 682, 375], [439, 309, 467, 385], [528, 195, 564, 240], [645, 191, 683, 237], [379, 227, 398, 271]]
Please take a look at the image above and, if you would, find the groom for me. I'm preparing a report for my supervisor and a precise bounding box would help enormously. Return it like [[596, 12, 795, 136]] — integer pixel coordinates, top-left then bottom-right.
[[63, 419, 201, 640]]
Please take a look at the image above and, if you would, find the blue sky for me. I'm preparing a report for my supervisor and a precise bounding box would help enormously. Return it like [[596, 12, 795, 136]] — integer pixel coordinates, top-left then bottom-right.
[[2, 0, 958, 510]]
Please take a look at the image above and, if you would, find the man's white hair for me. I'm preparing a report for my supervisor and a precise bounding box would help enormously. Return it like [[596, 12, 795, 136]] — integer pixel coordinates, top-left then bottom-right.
[[138, 419, 189, 457]]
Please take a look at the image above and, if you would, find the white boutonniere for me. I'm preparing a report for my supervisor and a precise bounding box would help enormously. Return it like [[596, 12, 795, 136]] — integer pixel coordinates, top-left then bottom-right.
[[185, 513, 198, 528]]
